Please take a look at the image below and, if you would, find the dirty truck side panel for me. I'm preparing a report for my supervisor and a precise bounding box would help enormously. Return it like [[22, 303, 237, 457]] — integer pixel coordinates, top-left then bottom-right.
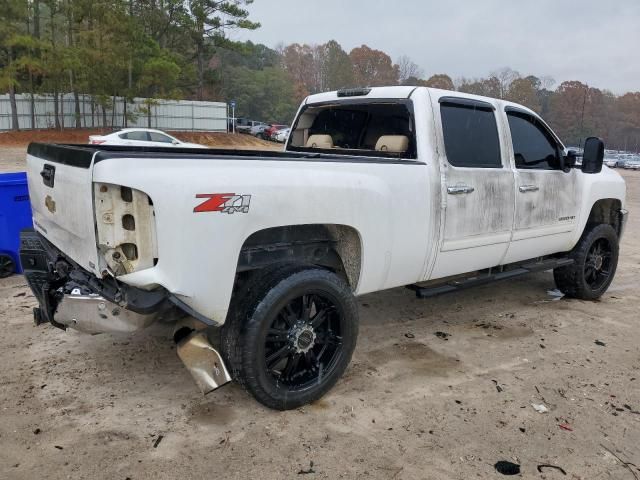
[[425, 90, 516, 279], [95, 156, 432, 324]]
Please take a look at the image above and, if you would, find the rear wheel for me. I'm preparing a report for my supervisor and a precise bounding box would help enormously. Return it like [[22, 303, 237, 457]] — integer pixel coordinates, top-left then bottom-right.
[[0, 254, 15, 278], [221, 264, 358, 410], [553, 224, 619, 300]]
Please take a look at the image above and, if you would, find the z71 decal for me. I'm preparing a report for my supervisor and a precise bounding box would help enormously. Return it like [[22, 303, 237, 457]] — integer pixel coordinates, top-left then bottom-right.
[[194, 193, 251, 214]]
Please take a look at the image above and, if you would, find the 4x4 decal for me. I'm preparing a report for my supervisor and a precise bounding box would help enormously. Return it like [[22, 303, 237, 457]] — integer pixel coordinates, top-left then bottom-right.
[[194, 193, 251, 214]]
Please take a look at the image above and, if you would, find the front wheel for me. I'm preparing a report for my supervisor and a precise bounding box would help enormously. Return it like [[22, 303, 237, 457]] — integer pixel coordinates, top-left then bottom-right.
[[221, 265, 359, 410], [553, 224, 619, 300]]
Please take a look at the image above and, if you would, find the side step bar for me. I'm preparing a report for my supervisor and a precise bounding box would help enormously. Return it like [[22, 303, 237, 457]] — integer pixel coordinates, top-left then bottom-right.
[[407, 257, 574, 299]]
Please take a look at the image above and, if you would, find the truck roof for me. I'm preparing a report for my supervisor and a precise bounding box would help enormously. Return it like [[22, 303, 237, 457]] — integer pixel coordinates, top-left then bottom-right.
[[306, 86, 417, 104], [305, 86, 538, 117]]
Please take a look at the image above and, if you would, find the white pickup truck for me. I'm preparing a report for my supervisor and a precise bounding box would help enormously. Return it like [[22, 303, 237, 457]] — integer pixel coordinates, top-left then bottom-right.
[[20, 86, 627, 410]]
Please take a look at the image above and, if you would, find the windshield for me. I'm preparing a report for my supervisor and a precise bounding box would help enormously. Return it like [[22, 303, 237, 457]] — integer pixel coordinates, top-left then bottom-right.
[[287, 100, 416, 159]]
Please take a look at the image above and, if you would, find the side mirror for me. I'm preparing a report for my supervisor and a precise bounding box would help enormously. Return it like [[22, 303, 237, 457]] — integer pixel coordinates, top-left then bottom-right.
[[582, 137, 604, 174], [565, 150, 578, 170]]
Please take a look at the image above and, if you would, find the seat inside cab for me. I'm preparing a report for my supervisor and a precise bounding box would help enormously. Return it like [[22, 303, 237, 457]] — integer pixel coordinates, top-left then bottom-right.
[[290, 101, 416, 158]]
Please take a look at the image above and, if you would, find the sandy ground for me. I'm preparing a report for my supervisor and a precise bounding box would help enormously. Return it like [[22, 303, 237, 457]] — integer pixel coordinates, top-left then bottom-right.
[[0, 143, 638, 479]]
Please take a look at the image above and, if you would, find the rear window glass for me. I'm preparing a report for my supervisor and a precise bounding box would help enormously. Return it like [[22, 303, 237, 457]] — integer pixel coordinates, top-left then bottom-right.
[[288, 101, 416, 159], [440, 102, 502, 168]]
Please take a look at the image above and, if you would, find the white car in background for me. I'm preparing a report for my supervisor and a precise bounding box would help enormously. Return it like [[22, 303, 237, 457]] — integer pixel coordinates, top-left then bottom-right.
[[273, 127, 291, 143], [623, 158, 640, 170], [89, 128, 206, 148]]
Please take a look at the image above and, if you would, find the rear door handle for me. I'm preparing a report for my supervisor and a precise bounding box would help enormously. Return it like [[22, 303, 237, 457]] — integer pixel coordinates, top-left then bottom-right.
[[519, 185, 539, 193], [447, 185, 475, 195]]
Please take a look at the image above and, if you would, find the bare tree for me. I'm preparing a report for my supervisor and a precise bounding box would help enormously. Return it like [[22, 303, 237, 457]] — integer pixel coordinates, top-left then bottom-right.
[[396, 55, 423, 84], [490, 67, 520, 99], [540, 75, 556, 91]]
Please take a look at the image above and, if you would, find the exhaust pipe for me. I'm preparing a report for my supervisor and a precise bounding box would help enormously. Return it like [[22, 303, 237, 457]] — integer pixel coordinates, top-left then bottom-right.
[[175, 325, 232, 394]]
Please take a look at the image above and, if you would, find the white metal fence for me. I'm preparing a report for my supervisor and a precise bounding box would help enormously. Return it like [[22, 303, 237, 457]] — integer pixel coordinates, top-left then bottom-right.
[[0, 93, 228, 132]]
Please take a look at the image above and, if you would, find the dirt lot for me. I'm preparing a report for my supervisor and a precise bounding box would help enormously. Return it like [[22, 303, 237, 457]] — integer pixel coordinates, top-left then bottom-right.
[[0, 141, 638, 479]]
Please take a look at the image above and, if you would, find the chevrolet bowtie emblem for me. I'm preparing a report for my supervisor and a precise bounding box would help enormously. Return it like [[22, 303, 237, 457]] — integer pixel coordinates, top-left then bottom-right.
[[45, 195, 56, 214]]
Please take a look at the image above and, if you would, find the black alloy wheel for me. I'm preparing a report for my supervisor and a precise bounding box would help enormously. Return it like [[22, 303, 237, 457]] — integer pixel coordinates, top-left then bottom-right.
[[264, 292, 344, 390], [583, 238, 613, 291], [220, 265, 358, 410]]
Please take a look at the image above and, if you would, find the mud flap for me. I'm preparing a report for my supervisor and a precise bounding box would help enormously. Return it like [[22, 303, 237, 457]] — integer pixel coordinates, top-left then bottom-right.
[[176, 331, 232, 394]]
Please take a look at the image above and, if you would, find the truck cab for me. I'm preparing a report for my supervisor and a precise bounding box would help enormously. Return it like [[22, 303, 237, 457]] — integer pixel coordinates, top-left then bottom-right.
[[284, 86, 626, 280]]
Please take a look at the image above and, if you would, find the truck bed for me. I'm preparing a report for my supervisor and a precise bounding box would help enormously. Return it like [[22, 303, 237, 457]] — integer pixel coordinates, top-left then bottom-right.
[[27, 143, 422, 168]]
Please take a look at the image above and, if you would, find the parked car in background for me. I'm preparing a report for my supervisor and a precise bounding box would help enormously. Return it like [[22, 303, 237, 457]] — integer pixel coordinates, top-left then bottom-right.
[[249, 124, 269, 137], [274, 127, 291, 143], [623, 158, 640, 170], [604, 156, 619, 168], [89, 129, 206, 148], [235, 119, 265, 134], [263, 124, 289, 141]]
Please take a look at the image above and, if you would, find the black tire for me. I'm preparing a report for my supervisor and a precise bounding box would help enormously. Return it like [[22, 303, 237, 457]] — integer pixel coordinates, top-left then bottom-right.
[[0, 254, 15, 278], [220, 264, 358, 410], [553, 224, 619, 300]]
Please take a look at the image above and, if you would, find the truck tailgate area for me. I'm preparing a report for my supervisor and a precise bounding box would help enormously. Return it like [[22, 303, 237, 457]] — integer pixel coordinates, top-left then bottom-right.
[[26, 144, 100, 275]]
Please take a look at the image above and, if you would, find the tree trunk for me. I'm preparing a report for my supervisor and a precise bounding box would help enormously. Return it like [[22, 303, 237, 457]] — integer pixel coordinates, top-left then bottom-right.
[[59, 92, 65, 130], [34, 0, 40, 39], [102, 103, 107, 128], [30, 92, 36, 129], [53, 89, 60, 129], [8, 83, 19, 131], [74, 87, 81, 128], [111, 93, 116, 127], [28, 70, 36, 128], [196, 39, 205, 101]]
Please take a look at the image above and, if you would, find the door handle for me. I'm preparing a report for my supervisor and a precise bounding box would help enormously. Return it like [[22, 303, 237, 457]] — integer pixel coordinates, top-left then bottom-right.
[[40, 164, 55, 188], [447, 185, 475, 195], [519, 185, 539, 193]]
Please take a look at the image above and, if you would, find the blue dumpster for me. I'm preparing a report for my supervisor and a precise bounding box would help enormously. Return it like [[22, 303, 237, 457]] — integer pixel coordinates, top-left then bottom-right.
[[0, 172, 33, 277]]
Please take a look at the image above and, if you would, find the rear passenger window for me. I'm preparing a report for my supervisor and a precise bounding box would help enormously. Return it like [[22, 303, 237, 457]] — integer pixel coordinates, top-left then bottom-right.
[[440, 102, 502, 168], [122, 131, 150, 141], [507, 112, 561, 170], [148, 132, 173, 143]]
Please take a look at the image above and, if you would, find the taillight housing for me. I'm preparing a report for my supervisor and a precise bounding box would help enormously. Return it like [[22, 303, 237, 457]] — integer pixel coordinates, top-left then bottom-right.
[[94, 183, 158, 276]]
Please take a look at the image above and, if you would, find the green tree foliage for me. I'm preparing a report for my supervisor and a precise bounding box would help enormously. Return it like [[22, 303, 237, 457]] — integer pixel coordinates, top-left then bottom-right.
[[0, 0, 259, 128], [322, 40, 353, 91], [223, 66, 297, 122]]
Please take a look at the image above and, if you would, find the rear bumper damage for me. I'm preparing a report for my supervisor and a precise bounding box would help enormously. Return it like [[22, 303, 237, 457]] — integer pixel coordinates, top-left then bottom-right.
[[20, 229, 169, 332], [19, 229, 231, 393]]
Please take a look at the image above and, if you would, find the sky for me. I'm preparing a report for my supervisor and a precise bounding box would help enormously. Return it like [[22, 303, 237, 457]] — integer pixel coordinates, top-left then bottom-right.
[[235, 0, 640, 94]]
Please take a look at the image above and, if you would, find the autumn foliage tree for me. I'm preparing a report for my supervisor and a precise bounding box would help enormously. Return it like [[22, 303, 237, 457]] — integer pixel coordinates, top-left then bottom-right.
[[424, 74, 454, 91], [349, 45, 398, 87]]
